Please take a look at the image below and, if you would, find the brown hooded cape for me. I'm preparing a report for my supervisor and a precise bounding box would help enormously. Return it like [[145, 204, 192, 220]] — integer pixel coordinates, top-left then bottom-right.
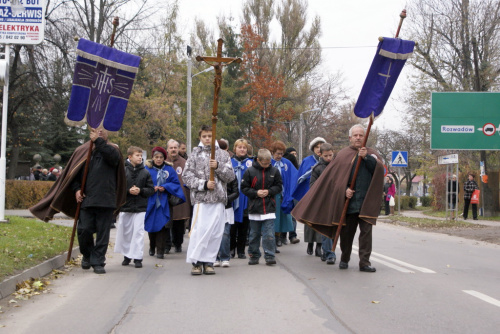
[[29, 141, 127, 222], [291, 146, 384, 239]]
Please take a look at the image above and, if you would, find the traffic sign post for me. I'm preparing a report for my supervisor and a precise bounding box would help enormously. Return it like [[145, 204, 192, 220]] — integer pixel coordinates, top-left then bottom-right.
[[439, 154, 459, 221]]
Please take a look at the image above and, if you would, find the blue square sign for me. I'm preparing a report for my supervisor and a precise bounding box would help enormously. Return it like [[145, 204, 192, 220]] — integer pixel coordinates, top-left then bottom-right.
[[392, 151, 408, 167]]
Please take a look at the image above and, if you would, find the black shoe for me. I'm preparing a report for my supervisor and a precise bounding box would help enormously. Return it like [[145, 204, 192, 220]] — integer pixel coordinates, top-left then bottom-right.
[[175, 245, 182, 253], [321, 252, 327, 262], [248, 257, 259, 265], [473, 218, 478, 220], [149, 248, 155, 256], [122, 256, 131, 266], [339, 261, 348, 269], [360, 265, 376, 272], [164, 246, 171, 254], [110, 223, 116, 229], [315, 244, 322, 257], [81, 257, 91, 270], [238, 253, 247, 259], [157, 253, 164, 259], [276, 239, 282, 247], [266, 258, 276, 265], [93, 266, 106, 274], [230, 249, 236, 258], [134, 260, 143, 268], [275, 248, 280, 254], [326, 258, 336, 265], [307, 243, 313, 255]]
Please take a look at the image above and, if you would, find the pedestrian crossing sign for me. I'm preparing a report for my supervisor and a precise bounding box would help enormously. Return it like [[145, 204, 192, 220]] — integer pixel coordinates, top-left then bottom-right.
[[391, 151, 408, 167]]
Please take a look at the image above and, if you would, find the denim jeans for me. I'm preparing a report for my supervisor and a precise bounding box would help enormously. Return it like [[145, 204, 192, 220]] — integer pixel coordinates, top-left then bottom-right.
[[249, 219, 275, 260], [217, 223, 231, 261], [321, 235, 336, 260]]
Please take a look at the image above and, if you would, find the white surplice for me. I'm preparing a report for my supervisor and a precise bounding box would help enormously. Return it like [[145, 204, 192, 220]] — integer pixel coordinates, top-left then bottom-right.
[[186, 202, 226, 264], [114, 212, 146, 260]]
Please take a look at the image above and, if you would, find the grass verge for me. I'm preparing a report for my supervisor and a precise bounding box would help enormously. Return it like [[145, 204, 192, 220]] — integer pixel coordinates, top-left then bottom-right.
[[385, 216, 484, 229], [0, 216, 75, 280], [420, 209, 500, 221]]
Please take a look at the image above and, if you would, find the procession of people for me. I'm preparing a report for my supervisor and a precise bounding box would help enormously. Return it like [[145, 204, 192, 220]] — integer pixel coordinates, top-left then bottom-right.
[[30, 123, 390, 276]]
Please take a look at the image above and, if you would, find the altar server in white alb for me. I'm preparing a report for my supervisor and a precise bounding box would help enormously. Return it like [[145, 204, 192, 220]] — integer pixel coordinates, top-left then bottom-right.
[[182, 125, 235, 275], [114, 146, 155, 268]]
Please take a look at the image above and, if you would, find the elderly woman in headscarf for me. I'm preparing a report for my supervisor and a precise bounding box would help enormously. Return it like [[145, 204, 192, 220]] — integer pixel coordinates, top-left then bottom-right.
[[145, 147, 185, 259]]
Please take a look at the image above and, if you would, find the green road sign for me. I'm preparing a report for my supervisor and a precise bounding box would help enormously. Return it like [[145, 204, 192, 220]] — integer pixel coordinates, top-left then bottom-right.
[[431, 92, 500, 150]]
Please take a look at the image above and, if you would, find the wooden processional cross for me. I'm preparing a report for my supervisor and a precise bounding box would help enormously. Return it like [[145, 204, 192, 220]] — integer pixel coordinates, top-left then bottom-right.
[[196, 38, 241, 182]]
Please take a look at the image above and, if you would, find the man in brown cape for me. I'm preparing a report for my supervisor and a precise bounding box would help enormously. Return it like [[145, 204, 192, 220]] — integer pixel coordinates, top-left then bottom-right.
[[166, 139, 192, 253], [292, 124, 384, 272], [30, 128, 126, 274]]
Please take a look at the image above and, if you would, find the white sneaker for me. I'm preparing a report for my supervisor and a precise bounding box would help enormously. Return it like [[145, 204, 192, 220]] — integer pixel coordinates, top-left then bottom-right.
[[214, 261, 221, 267], [221, 260, 230, 268]]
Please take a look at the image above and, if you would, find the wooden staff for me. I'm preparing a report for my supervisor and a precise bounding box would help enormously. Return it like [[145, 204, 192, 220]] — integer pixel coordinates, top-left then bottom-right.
[[196, 38, 241, 182], [331, 10, 407, 253], [67, 17, 120, 263]]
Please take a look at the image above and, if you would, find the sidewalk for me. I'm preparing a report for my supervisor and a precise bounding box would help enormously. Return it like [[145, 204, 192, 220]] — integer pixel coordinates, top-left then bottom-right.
[[1, 210, 79, 299]]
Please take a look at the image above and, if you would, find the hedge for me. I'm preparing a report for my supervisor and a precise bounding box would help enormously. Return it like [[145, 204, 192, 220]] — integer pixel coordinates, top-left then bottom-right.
[[5, 180, 54, 209], [421, 196, 432, 207], [394, 195, 418, 210]]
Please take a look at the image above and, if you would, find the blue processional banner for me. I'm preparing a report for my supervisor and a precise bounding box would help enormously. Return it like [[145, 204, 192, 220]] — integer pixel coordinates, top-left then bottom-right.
[[65, 38, 141, 131], [354, 37, 415, 118]]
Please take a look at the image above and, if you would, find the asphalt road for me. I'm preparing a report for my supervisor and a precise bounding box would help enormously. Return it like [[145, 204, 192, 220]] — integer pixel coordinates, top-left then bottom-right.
[[1, 222, 499, 333]]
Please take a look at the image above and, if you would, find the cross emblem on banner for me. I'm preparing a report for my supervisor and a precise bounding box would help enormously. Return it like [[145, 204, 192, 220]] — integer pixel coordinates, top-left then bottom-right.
[[378, 61, 393, 87], [195, 38, 241, 182], [71, 59, 135, 130]]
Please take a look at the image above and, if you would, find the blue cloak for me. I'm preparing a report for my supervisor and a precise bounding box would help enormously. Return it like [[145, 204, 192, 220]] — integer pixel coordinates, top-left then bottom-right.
[[271, 157, 298, 214], [145, 164, 186, 233], [232, 156, 253, 222], [292, 155, 318, 201]]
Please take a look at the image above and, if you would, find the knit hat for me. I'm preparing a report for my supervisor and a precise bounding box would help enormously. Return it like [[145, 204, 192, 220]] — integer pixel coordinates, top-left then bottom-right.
[[285, 147, 297, 154], [152, 146, 167, 159], [309, 137, 326, 151]]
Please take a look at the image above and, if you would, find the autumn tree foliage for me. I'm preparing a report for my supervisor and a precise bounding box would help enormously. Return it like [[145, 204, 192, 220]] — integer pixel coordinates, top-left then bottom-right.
[[240, 24, 291, 148]]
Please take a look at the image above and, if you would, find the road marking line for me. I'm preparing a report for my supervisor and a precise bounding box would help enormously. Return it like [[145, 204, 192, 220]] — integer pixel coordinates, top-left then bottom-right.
[[463, 290, 500, 308], [352, 250, 414, 273], [352, 246, 436, 273]]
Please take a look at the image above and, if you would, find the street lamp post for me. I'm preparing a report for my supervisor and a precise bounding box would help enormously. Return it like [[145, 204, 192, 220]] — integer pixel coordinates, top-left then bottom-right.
[[299, 108, 320, 162], [186, 46, 214, 155]]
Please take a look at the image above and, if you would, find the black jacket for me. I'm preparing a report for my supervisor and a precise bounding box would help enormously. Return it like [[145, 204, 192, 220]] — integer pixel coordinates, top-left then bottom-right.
[[71, 137, 122, 209], [120, 160, 155, 212], [226, 177, 239, 209], [347, 155, 377, 214], [310, 158, 330, 187], [241, 160, 282, 215]]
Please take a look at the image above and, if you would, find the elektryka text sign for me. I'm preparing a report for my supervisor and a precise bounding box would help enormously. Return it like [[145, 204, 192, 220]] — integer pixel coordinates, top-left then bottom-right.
[[0, 0, 46, 45]]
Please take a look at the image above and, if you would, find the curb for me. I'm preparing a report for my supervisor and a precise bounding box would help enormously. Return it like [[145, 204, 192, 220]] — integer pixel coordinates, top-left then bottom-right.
[[0, 247, 81, 300]]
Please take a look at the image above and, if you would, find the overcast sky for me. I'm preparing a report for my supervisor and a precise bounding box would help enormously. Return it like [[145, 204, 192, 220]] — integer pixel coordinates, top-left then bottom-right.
[[177, 0, 412, 130]]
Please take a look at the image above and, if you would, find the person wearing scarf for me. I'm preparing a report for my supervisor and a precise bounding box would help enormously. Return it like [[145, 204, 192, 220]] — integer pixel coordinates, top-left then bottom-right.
[[145, 146, 186, 259], [270, 140, 298, 250], [230, 139, 253, 259]]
